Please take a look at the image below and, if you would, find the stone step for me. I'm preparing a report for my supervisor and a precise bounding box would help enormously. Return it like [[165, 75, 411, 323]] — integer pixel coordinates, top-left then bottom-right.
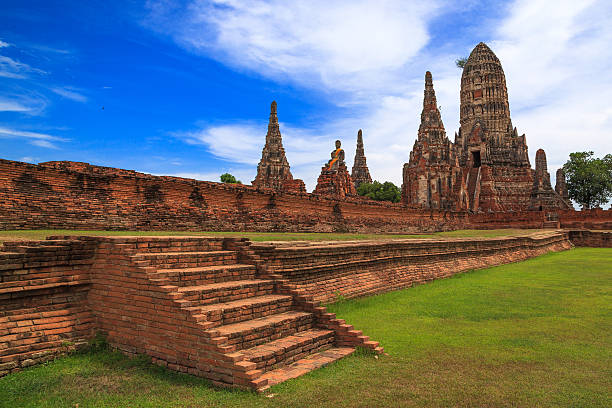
[[254, 347, 355, 390], [153, 264, 257, 286], [186, 294, 293, 327], [211, 311, 314, 351], [176, 279, 275, 306], [131, 251, 238, 268], [241, 328, 335, 372]]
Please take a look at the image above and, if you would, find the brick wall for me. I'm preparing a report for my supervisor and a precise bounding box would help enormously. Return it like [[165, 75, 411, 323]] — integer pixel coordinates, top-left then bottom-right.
[[2, 158, 611, 232], [252, 232, 572, 303], [0, 158, 469, 233], [567, 230, 612, 248], [0, 239, 96, 376]]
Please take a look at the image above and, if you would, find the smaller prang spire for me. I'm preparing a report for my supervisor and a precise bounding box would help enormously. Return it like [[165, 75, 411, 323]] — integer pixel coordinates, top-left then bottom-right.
[[418, 71, 446, 142], [351, 129, 372, 190], [252, 101, 295, 190]]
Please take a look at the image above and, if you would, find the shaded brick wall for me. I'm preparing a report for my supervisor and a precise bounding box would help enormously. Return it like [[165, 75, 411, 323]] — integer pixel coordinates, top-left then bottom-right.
[[0, 239, 96, 376], [252, 232, 572, 303], [567, 230, 612, 248]]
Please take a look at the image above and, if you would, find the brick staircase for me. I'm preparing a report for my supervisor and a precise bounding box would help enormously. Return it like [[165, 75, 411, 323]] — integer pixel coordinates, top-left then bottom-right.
[[102, 236, 382, 391]]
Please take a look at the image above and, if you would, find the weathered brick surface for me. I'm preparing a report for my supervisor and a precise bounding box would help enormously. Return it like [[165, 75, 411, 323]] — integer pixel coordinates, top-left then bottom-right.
[[1, 157, 611, 232], [0, 239, 96, 377], [567, 230, 612, 247], [0, 158, 472, 233], [0, 231, 607, 387], [252, 232, 572, 303]]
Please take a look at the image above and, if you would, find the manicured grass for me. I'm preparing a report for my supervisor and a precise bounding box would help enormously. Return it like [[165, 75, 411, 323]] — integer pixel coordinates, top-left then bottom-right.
[[0, 228, 538, 244], [1, 248, 609, 407]]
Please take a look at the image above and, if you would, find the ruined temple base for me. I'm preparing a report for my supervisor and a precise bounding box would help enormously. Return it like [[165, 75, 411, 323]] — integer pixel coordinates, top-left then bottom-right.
[[313, 164, 357, 198]]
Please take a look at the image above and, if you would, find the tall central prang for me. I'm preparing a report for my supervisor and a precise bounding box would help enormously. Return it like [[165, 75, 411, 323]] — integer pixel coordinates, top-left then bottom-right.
[[403, 42, 569, 212]]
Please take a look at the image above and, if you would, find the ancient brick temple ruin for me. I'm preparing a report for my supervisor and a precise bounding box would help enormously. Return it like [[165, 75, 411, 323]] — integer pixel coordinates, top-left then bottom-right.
[[314, 140, 357, 198], [530, 149, 572, 211], [403, 42, 569, 212], [402, 71, 466, 209], [351, 129, 372, 190], [252, 101, 306, 193]]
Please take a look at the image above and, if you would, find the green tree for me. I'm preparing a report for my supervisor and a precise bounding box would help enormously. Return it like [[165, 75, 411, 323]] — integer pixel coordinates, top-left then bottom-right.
[[562, 151, 612, 209], [220, 173, 241, 184], [357, 181, 401, 203], [455, 57, 468, 69]]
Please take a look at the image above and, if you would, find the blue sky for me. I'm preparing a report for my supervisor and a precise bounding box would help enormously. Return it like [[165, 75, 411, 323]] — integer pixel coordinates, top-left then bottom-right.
[[1, 0, 611, 194]]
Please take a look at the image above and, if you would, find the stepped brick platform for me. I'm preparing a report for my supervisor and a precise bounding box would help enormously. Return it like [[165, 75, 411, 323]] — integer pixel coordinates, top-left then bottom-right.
[[4, 231, 604, 387], [251, 231, 572, 303], [0, 236, 379, 391]]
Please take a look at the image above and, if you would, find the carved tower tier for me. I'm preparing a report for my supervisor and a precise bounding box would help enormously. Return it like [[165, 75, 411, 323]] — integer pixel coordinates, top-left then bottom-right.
[[402, 72, 466, 210], [252, 101, 305, 193], [351, 129, 372, 190]]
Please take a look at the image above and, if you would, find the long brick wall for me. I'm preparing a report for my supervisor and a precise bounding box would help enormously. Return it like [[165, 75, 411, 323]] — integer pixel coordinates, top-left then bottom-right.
[[2, 158, 611, 232], [252, 232, 572, 303], [0, 158, 469, 233]]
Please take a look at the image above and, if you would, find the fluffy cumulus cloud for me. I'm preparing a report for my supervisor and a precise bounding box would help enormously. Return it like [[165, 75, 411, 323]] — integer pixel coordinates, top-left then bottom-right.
[[146, 0, 612, 191]]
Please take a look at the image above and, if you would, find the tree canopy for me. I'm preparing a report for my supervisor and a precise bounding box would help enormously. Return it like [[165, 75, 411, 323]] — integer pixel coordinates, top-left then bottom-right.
[[357, 181, 401, 203], [455, 57, 468, 69], [562, 151, 612, 209], [220, 173, 241, 184]]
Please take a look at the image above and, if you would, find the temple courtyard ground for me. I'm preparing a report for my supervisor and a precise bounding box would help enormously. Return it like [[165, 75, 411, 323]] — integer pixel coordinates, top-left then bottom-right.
[[0, 247, 609, 407]]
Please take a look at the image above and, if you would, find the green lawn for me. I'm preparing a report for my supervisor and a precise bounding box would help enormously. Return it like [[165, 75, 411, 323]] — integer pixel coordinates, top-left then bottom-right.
[[1, 248, 609, 407], [0, 228, 538, 244]]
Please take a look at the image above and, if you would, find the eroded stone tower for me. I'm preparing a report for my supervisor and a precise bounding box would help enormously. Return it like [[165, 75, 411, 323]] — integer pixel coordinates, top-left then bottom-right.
[[252, 101, 306, 193], [351, 129, 372, 190], [402, 71, 466, 209], [529, 149, 572, 210], [555, 168, 570, 204], [454, 42, 532, 211]]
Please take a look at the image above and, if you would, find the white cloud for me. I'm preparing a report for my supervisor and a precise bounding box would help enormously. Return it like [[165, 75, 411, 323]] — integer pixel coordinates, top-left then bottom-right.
[[146, 0, 444, 96], [0, 127, 66, 149], [0, 40, 9, 48], [0, 99, 30, 112], [29, 139, 60, 149], [0, 95, 47, 115], [50, 87, 88, 103], [20, 156, 37, 163], [149, 0, 612, 192], [0, 55, 45, 79]]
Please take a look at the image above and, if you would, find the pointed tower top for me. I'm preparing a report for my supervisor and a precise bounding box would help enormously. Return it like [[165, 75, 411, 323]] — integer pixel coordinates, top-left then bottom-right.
[[418, 71, 446, 142], [252, 100, 295, 190], [351, 128, 372, 189]]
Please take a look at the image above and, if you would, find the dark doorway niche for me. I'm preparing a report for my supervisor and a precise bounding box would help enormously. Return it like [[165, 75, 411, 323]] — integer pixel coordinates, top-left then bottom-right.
[[472, 151, 481, 168]]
